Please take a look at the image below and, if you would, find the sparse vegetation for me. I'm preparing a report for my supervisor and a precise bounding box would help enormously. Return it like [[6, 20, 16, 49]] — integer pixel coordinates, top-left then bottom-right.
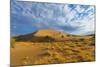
[[11, 29, 95, 66], [11, 38, 16, 48]]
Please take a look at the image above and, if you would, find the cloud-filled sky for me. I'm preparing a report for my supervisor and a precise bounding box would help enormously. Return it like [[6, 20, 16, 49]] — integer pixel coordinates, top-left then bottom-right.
[[11, 0, 95, 36]]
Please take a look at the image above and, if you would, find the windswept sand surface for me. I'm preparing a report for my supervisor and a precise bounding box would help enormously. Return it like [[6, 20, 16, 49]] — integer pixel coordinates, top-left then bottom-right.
[[11, 41, 95, 66], [11, 42, 43, 66]]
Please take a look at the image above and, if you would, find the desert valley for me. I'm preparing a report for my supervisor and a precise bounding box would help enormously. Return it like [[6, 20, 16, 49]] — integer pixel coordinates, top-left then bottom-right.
[[11, 29, 95, 66]]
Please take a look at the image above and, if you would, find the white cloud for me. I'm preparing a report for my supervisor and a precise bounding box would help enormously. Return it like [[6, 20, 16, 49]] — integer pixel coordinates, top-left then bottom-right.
[[11, 1, 95, 35]]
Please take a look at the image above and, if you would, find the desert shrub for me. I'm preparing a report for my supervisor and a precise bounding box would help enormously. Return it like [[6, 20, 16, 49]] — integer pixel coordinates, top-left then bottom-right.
[[52, 52, 67, 63], [79, 38, 84, 41], [11, 38, 16, 48], [89, 36, 95, 46], [78, 51, 94, 61], [44, 36, 54, 42], [89, 41, 95, 46], [67, 35, 71, 37], [45, 36, 50, 39], [61, 35, 64, 38], [90, 36, 95, 40]]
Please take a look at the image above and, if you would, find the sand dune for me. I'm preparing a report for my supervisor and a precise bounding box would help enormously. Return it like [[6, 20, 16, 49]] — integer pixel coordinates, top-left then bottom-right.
[[11, 29, 95, 66]]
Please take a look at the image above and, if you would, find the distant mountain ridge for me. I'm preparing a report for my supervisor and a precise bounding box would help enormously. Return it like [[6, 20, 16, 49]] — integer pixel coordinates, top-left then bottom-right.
[[14, 29, 94, 42]]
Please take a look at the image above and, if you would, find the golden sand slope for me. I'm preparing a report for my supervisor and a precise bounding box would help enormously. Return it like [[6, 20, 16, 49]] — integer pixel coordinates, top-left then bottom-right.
[[11, 29, 95, 66], [11, 40, 95, 66]]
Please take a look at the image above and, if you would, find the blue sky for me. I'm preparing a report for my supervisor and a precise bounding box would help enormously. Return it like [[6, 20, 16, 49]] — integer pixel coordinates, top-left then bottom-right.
[[11, 0, 95, 36]]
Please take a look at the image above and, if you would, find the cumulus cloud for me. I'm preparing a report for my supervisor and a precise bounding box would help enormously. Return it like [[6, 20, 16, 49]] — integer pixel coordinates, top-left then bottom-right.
[[11, 0, 95, 35]]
